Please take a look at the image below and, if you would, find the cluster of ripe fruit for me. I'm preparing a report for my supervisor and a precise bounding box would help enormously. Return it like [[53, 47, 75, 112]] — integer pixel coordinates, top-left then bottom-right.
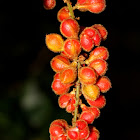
[[44, 0, 111, 139]]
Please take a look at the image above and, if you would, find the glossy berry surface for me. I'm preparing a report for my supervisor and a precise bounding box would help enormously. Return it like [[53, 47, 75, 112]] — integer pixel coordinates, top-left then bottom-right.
[[43, 0, 56, 10]]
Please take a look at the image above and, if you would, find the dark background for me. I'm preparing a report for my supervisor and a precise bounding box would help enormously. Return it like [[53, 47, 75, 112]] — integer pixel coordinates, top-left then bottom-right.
[[0, 0, 140, 140]]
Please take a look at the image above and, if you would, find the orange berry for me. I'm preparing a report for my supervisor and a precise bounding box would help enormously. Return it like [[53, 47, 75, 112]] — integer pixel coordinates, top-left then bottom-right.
[[85, 46, 109, 64], [63, 39, 81, 59], [96, 76, 111, 93], [79, 67, 97, 85], [82, 84, 100, 101], [60, 67, 77, 84], [87, 94, 106, 109], [57, 6, 71, 22], [50, 55, 70, 72], [89, 59, 108, 76], [45, 33, 64, 52], [43, 0, 56, 10], [92, 29, 101, 46], [82, 27, 97, 38], [60, 18, 80, 39], [92, 24, 108, 40]]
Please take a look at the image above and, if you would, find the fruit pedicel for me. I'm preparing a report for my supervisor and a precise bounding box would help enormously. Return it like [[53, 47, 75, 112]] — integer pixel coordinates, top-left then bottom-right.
[[44, 0, 111, 139]]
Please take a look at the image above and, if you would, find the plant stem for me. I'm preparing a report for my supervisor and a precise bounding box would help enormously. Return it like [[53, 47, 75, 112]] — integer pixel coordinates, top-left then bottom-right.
[[73, 61, 80, 126], [65, 0, 75, 19]]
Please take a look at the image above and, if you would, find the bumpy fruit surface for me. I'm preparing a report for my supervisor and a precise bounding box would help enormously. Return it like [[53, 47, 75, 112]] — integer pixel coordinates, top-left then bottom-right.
[[63, 39, 81, 59], [89, 58, 108, 76], [85, 46, 109, 64], [79, 67, 97, 85], [92, 24, 108, 40], [92, 30, 101, 46], [96, 76, 111, 93], [60, 18, 80, 39], [87, 94, 106, 108], [52, 73, 72, 95], [82, 84, 100, 101], [43, 0, 56, 10], [85, 126, 100, 140], [45, 34, 64, 52], [67, 119, 89, 140], [57, 6, 71, 22], [51, 55, 70, 72]]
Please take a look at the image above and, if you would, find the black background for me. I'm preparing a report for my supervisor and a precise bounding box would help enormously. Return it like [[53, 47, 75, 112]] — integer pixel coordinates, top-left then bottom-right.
[[0, 0, 140, 140]]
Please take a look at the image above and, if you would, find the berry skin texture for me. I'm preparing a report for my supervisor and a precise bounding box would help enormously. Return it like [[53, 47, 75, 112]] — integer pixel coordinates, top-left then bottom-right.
[[92, 29, 101, 46], [63, 39, 81, 59], [60, 18, 80, 39], [52, 73, 72, 95], [43, 0, 56, 10], [45, 34, 64, 53], [80, 34, 94, 52], [67, 120, 89, 140], [82, 84, 100, 101], [57, 6, 71, 22], [50, 55, 70, 72], [79, 67, 97, 85], [96, 76, 111, 93], [89, 59, 108, 76], [85, 126, 100, 140], [87, 94, 106, 109], [60, 67, 77, 84], [92, 24, 108, 40], [85, 46, 109, 64]]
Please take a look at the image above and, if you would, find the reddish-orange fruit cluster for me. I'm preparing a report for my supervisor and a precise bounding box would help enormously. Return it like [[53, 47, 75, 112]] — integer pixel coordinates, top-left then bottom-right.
[[44, 0, 111, 139]]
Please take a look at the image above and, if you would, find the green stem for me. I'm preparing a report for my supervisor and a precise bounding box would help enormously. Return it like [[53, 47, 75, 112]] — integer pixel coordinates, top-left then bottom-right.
[[73, 61, 80, 126], [65, 0, 75, 19]]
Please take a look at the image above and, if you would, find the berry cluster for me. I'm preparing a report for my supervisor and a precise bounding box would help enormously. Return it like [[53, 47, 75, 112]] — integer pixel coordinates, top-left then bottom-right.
[[44, 0, 111, 139]]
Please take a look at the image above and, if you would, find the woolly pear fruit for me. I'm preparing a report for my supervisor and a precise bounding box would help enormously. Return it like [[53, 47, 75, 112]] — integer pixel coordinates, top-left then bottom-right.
[[89, 59, 108, 76], [52, 73, 72, 95], [43, 0, 56, 10], [85, 126, 100, 140], [67, 120, 89, 140], [49, 125, 64, 137], [45, 34, 64, 52], [80, 34, 94, 52], [92, 24, 108, 40], [60, 67, 77, 84], [80, 104, 100, 124], [50, 119, 68, 129], [82, 84, 100, 101], [82, 27, 97, 38], [63, 39, 81, 59], [79, 67, 97, 85], [60, 18, 80, 39], [96, 76, 111, 93], [85, 46, 109, 64], [50, 55, 70, 72], [57, 6, 71, 22], [87, 95, 106, 109], [92, 29, 101, 46], [87, 0, 106, 14]]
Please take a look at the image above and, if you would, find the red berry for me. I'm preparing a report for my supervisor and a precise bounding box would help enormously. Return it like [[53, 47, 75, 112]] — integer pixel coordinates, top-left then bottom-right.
[[89, 59, 108, 76], [77, 0, 87, 4], [43, 0, 56, 10], [96, 76, 111, 93], [82, 84, 100, 101], [82, 27, 97, 38], [52, 73, 72, 95], [60, 67, 77, 84], [85, 46, 109, 64], [49, 125, 64, 137], [80, 34, 94, 52], [92, 24, 108, 40], [60, 18, 80, 39], [67, 127, 79, 140], [87, 94, 106, 109], [45, 33, 64, 53], [58, 94, 70, 108], [79, 67, 97, 85], [85, 126, 100, 140], [63, 39, 81, 59], [50, 55, 70, 72], [57, 6, 71, 22], [92, 29, 101, 46]]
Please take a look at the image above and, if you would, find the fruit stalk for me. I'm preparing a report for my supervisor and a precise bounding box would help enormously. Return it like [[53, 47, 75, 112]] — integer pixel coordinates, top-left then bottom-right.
[[73, 60, 80, 126], [64, 0, 75, 19]]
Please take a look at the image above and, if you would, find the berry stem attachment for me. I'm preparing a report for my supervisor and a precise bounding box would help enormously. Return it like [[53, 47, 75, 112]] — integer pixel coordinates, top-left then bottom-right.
[[64, 0, 75, 19], [73, 60, 81, 126]]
